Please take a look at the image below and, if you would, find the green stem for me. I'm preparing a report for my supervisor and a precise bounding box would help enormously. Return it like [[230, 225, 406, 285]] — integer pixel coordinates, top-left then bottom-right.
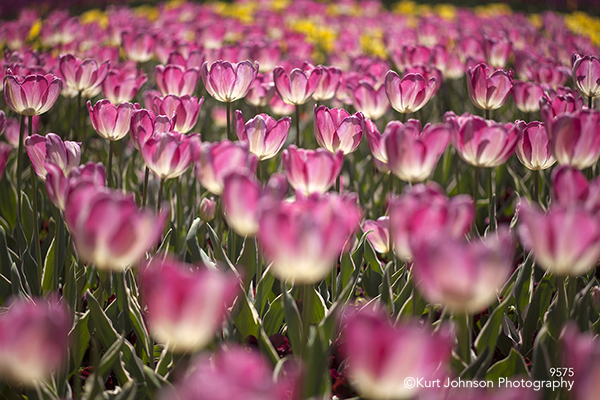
[[157, 178, 165, 213], [488, 167, 496, 231], [295, 105, 301, 147], [485, 108, 490, 120], [30, 159, 41, 274], [300, 284, 315, 355], [589, 96, 593, 109], [400, 112, 407, 123], [226, 101, 232, 140], [456, 312, 472, 363], [454, 149, 460, 194], [54, 207, 64, 293], [142, 166, 149, 207], [16, 114, 25, 227], [77, 91, 82, 143], [175, 179, 183, 255], [107, 140, 114, 188], [473, 166, 480, 206], [533, 169, 539, 205]]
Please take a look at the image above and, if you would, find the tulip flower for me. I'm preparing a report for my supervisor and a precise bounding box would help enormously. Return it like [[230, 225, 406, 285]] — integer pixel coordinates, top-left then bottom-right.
[[384, 70, 436, 114], [45, 162, 106, 211], [63, 185, 166, 271], [513, 80, 544, 113], [350, 81, 390, 120], [282, 146, 343, 196], [0, 298, 70, 386], [25, 133, 81, 180], [412, 227, 514, 313], [199, 197, 216, 222], [521, 57, 569, 88], [466, 63, 513, 112], [311, 65, 342, 101], [314, 105, 365, 155], [247, 40, 282, 73], [141, 131, 198, 180], [0, 143, 11, 180], [155, 64, 199, 97], [141, 258, 239, 353], [201, 60, 258, 103], [384, 119, 450, 183], [149, 94, 203, 134], [245, 73, 275, 107], [485, 37, 511, 69], [103, 67, 148, 104], [167, 348, 297, 400], [561, 324, 600, 400], [4, 70, 62, 116], [548, 109, 600, 169], [343, 308, 452, 400], [363, 216, 390, 254], [269, 91, 295, 116], [389, 183, 474, 260], [571, 54, 600, 104], [551, 165, 589, 209], [87, 99, 135, 141], [58, 54, 109, 98], [515, 121, 556, 170], [258, 193, 361, 284], [130, 109, 176, 150], [364, 118, 392, 173], [121, 31, 156, 63], [194, 140, 258, 195], [222, 172, 273, 237], [540, 87, 584, 123], [273, 65, 322, 105], [234, 110, 290, 160], [519, 201, 600, 276]]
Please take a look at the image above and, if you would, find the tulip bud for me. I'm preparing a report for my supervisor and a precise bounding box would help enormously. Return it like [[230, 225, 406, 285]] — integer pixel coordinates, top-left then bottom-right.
[[199, 197, 216, 222]]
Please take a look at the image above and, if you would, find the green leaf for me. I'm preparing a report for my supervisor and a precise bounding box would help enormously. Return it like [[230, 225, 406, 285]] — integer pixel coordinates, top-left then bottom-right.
[[154, 346, 172, 377], [362, 232, 383, 274], [97, 335, 125, 378], [380, 261, 394, 314], [475, 293, 513, 355], [282, 286, 303, 355], [185, 218, 203, 263], [0, 225, 13, 278], [263, 295, 284, 336], [255, 268, 275, 316], [10, 262, 27, 297], [513, 253, 533, 320], [521, 272, 555, 356], [486, 348, 530, 381], [362, 263, 382, 298], [22, 235, 40, 296], [0, 273, 10, 304], [302, 326, 330, 398], [257, 328, 280, 366], [233, 290, 260, 340], [310, 289, 326, 325], [0, 175, 17, 228], [41, 237, 55, 295], [69, 311, 91, 378]]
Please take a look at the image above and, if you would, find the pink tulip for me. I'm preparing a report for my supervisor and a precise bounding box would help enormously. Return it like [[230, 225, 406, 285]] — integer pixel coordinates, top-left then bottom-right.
[[485, 37, 511, 69], [141, 258, 239, 352], [149, 94, 203, 134], [130, 109, 176, 150], [364, 118, 392, 173], [388, 183, 474, 260], [561, 324, 600, 400], [121, 31, 156, 63], [314, 105, 365, 155], [447, 113, 519, 168], [247, 41, 282, 73], [513, 80, 544, 113], [350, 81, 390, 120], [519, 201, 600, 276], [4, 70, 62, 116], [201, 60, 258, 103], [392, 44, 433, 70], [199, 197, 216, 222], [63, 185, 166, 271], [45, 162, 106, 211], [0, 143, 11, 180], [58, 54, 109, 98], [311, 65, 342, 101], [258, 193, 361, 284], [0, 298, 70, 386], [282, 146, 343, 196], [548, 109, 600, 169], [551, 165, 589, 209], [234, 110, 290, 160], [87, 99, 135, 141], [384, 70, 436, 114], [194, 140, 258, 195], [102, 67, 147, 104], [522, 57, 569, 88], [269, 91, 295, 116], [466, 63, 513, 111], [155, 64, 199, 97], [384, 119, 450, 183], [515, 121, 556, 170], [412, 228, 514, 313], [363, 216, 390, 254], [25, 133, 81, 180], [572, 54, 600, 100], [540, 87, 584, 122], [245, 73, 275, 107], [141, 131, 198, 180], [273, 65, 322, 105], [168, 347, 297, 400], [343, 308, 452, 400]]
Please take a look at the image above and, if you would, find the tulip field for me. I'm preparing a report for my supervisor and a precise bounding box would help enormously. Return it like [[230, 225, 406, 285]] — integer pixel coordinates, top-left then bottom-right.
[[1, 0, 600, 399]]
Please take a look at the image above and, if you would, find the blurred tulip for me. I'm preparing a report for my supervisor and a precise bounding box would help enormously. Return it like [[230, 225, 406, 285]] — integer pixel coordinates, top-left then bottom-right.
[[485, 37, 511, 69], [314, 105, 364, 155], [311, 65, 341, 101], [519, 201, 600, 276], [540, 87, 584, 123], [571, 54, 600, 100], [87, 99, 135, 141], [273, 65, 322, 105], [141, 131, 199, 180], [0, 110, 5, 134], [247, 41, 281, 73], [551, 165, 589, 209], [282, 145, 343, 196], [561, 324, 600, 400], [122, 31, 156, 63], [234, 110, 290, 160], [515, 121, 556, 170], [194, 140, 258, 195], [389, 183, 474, 260], [513, 80, 544, 113], [201, 60, 258, 103], [141, 258, 239, 353], [4, 70, 62, 116], [0, 143, 11, 180], [25, 133, 81, 180], [245, 73, 275, 107], [269, 91, 295, 115], [130, 109, 176, 150], [149, 94, 203, 134], [363, 216, 390, 254], [258, 193, 360, 284], [199, 197, 216, 222], [364, 118, 391, 173], [412, 228, 514, 313], [548, 109, 600, 169], [466, 63, 513, 111], [343, 308, 452, 400], [384, 70, 436, 114], [155, 64, 199, 97], [0, 298, 70, 386], [45, 162, 106, 211], [103, 68, 147, 104], [350, 81, 390, 120], [58, 54, 109, 98], [64, 185, 166, 271], [384, 119, 450, 183]]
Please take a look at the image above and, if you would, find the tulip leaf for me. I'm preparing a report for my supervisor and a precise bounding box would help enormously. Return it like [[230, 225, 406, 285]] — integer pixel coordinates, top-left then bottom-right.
[[362, 263, 382, 299], [0, 225, 13, 278], [0, 273, 10, 304], [97, 334, 125, 378], [363, 234, 383, 274], [69, 311, 91, 378], [311, 289, 327, 325], [513, 253, 534, 322], [185, 218, 203, 263], [0, 176, 17, 229], [282, 286, 303, 355], [233, 290, 260, 340], [475, 292, 513, 356], [486, 348, 530, 381], [41, 237, 55, 295], [530, 326, 556, 382], [63, 259, 77, 311], [238, 236, 257, 288], [155, 346, 173, 377], [303, 325, 330, 398], [257, 328, 280, 366], [21, 235, 40, 296], [255, 267, 275, 316], [10, 262, 27, 298], [379, 261, 395, 314], [263, 294, 284, 336], [113, 381, 137, 400], [521, 272, 555, 356]]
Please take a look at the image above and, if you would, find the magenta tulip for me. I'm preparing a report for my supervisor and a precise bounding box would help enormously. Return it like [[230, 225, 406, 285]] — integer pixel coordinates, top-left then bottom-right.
[[485, 37, 511, 69], [314, 105, 364, 155], [549, 109, 600, 169], [515, 121, 556, 170], [0, 143, 11, 180], [311, 65, 341, 101], [466, 63, 513, 110], [201, 60, 258, 103], [121, 31, 156, 63], [273, 65, 322, 105], [130, 109, 176, 150], [58, 54, 109, 98], [551, 165, 589, 209], [561, 324, 600, 400], [155, 64, 199, 97], [282, 146, 343, 196], [234, 110, 290, 160], [87, 99, 135, 141], [350, 81, 390, 120], [540, 87, 584, 122], [45, 162, 106, 211], [572, 54, 600, 100], [245, 73, 275, 107], [25, 133, 81, 180], [364, 118, 392, 173], [149, 94, 203, 134], [141, 258, 239, 352], [199, 197, 217, 222], [141, 131, 199, 180], [363, 216, 390, 254], [103, 67, 147, 104], [513, 80, 544, 113], [384, 70, 436, 114], [4, 70, 62, 116]]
